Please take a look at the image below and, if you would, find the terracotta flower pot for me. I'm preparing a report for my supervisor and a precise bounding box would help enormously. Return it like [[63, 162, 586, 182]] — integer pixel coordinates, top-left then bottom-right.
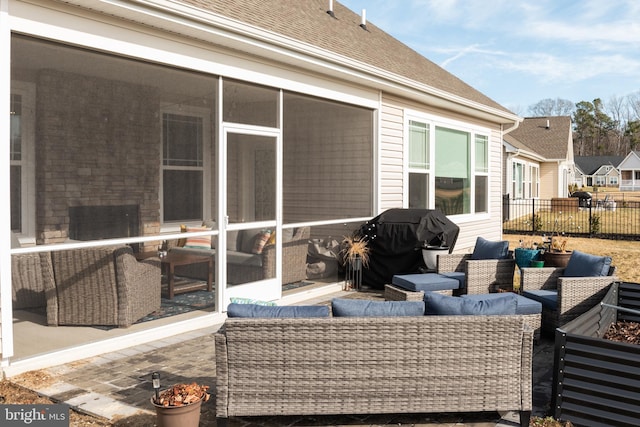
[[151, 395, 204, 427]]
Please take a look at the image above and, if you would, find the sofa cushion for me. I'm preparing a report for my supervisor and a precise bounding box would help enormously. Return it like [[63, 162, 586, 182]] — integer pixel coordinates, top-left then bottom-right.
[[331, 298, 425, 317], [392, 273, 460, 292], [184, 226, 212, 249], [563, 250, 612, 277], [522, 290, 558, 310], [471, 237, 510, 260], [439, 271, 466, 291], [227, 251, 263, 267], [227, 230, 240, 252], [462, 293, 542, 315], [227, 303, 330, 318], [424, 292, 518, 315]]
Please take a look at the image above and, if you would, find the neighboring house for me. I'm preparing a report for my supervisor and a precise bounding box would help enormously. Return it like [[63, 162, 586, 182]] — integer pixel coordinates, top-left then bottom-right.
[[1, 0, 520, 373], [503, 116, 575, 200], [618, 151, 640, 191], [574, 156, 623, 189]]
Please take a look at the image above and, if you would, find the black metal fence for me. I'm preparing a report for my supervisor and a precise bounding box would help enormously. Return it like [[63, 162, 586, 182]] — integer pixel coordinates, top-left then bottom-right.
[[502, 196, 640, 240]]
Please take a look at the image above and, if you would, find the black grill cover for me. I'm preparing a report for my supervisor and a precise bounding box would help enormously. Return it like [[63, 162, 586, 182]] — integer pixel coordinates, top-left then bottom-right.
[[356, 209, 459, 289]]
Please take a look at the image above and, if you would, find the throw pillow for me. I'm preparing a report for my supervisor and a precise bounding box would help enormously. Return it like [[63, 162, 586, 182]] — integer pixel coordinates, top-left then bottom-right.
[[202, 220, 217, 249], [281, 228, 295, 243], [252, 229, 272, 254], [229, 297, 276, 306], [184, 226, 212, 249], [471, 236, 510, 260], [331, 298, 425, 317], [177, 224, 188, 248], [227, 303, 330, 318], [563, 250, 613, 277], [424, 292, 517, 315], [240, 229, 262, 253], [266, 231, 276, 246]]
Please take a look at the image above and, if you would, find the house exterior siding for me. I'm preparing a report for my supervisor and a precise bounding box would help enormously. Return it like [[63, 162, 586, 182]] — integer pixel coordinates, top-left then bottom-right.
[[2, 0, 519, 372]]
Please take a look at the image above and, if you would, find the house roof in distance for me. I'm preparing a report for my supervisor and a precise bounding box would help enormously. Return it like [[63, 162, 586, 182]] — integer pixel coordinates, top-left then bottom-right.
[[504, 116, 572, 160], [575, 156, 625, 175], [178, 0, 513, 116]]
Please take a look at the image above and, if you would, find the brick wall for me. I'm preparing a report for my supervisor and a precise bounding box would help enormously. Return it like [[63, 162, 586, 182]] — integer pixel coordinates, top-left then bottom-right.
[[35, 70, 161, 244]]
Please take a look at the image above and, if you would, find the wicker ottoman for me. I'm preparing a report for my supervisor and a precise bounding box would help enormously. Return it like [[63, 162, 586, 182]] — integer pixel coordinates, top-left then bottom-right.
[[385, 273, 463, 301]]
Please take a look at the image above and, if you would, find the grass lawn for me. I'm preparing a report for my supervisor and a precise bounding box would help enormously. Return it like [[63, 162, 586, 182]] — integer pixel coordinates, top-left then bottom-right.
[[504, 234, 640, 283]]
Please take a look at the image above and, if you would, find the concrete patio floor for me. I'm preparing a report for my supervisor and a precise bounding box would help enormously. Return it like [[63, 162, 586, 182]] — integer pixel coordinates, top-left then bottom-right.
[[11, 290, 555, 426]]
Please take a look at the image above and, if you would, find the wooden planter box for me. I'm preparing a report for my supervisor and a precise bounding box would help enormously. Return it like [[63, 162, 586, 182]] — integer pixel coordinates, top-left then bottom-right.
[[552, 282, 640, 426], [550, 197, 578, 213]]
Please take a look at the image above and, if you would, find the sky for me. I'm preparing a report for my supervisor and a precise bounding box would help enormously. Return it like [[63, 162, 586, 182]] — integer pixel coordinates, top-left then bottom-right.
[[339, 0, 640, 115]]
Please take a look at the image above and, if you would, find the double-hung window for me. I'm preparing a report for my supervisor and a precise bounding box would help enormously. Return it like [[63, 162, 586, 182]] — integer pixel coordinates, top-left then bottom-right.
[[161, 106, 210, 223], [407, 114, 489, 216]]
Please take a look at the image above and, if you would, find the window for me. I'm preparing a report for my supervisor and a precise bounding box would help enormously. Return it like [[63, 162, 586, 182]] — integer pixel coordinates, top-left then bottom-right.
[[512, 162, 524, 199], [530, 165, 539, 197], [161, 107, 210, 223], [609, 176, 618, 185], [408, 121, 429, 208], [9, 82, 35, 239], [407, 115, 489, 215]]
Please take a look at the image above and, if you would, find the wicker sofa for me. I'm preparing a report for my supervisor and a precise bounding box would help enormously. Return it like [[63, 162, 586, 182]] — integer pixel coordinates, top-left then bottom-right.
[[215, 315, 533, 425], [12, 245, 161, 327], [170, 227, 310, 285]]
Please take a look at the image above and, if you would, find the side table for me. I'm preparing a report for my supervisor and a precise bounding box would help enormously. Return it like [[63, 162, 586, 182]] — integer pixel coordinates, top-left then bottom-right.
[[161, 252, 213, 299]]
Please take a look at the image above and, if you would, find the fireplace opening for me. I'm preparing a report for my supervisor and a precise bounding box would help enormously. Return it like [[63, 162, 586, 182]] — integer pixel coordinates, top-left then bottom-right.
[[69, 205, 140, 242]]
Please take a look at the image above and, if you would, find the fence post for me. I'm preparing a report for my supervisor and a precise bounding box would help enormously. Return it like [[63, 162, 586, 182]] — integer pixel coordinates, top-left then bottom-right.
[[531, 199, 536, 233], [588, 204, 592, 236]]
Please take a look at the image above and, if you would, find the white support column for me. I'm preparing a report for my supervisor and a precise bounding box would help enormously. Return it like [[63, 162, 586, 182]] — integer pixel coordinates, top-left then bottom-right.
[[0, 0, 15, 363]]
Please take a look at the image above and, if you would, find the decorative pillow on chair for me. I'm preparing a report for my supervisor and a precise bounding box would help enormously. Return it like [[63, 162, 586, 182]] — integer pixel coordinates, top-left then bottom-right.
[[230, 297, 276, 306], [424, 292, 517, 315], [471, 236, 510, 260], [252, 229, 272, 254], [184, 226, 212, 249], [563, 250, 613, 277]]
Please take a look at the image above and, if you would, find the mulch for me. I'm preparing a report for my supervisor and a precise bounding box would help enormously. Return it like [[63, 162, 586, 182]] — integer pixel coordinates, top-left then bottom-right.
[[603, 321, 640, 345]]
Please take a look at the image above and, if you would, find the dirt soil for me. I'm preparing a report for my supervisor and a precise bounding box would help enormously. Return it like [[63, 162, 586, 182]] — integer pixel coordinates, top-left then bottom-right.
[[2, 235, 638, 426]]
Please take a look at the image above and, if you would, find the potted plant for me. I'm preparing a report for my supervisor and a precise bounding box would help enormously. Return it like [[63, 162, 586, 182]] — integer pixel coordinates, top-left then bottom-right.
[[530, 415, 574, 426], [541, 212, 575, 268], [514, 237, 543, 270], [151, 374, 210, 427], [340, 233, 370, 290]]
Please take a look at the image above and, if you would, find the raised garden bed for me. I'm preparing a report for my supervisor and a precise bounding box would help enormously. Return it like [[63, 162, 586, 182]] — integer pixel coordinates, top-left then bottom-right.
[[552, 282, 640, 426]]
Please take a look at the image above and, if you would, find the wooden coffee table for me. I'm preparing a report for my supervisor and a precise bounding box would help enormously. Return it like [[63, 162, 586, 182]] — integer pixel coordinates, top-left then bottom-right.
[[161, 252, 213, 299]]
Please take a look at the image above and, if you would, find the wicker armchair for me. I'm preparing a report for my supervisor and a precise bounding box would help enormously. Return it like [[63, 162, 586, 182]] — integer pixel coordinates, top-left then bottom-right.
[[520, 265, 617, 332], [11, 252, 54, 310], [49, 245, 161, 327], [437, 253, 516, 294]]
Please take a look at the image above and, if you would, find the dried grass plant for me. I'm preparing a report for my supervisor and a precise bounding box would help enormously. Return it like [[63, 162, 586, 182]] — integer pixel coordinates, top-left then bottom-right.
[[341, 234, 370, 268]]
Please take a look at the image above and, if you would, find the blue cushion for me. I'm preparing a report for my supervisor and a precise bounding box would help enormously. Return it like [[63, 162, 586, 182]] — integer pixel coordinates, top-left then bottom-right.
[[563, 250, 612, 277], [392, 273, 460, 292], [462, 293, 542, 315], [522, 290, 558, 310], [227, 303, 330, 318], [471, 237, 510, 260], [331, 298, 425, 317], [424, 292, 517, 315], [439, 271, 466, 290]]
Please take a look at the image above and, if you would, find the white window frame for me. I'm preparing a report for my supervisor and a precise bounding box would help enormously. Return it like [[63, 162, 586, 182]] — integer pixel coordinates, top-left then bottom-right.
[[404, 110, 491, 219], [159, 104, 212, 230], [10, 81, 36, 245]]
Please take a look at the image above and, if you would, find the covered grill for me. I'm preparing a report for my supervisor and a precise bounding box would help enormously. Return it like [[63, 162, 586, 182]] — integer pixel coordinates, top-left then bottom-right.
[[356, 209, 459, 289]]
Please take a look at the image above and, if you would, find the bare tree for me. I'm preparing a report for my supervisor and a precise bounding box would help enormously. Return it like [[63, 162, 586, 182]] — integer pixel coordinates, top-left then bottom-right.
[[528, 98, 575, 117]]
